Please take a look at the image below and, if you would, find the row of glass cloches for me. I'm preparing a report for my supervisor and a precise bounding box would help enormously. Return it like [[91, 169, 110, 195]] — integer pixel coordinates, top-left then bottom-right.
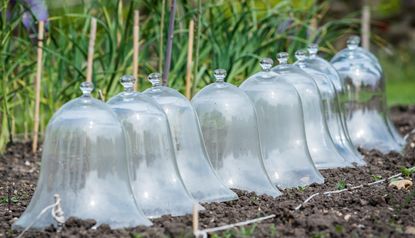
[[14, 36, 406, 229]]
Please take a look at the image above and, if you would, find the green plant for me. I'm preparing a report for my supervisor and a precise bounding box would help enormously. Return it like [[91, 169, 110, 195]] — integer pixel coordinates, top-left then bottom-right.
[[0, 195, 19, 204], [400, 166, 415, 177], [269, 224, 278, 237], [335, 179, 347, 190], [298, 185, 308, 192], [372, 175, 383, 181]]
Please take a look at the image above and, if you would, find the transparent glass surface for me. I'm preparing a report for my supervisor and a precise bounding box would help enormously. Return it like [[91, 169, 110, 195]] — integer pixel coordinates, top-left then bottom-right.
[[107, 76, 196, 218], [191, 69, 282, 197], [143, 73, 238, 203], [13, 82, 152, 230], [330, 36, 404, 153], [240, 59, 324, 188], [272, 53, 352, 169], [295, 48, 366, 166]]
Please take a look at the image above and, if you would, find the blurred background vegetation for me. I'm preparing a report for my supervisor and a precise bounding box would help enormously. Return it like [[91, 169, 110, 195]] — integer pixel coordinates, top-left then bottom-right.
[[1, 0, 414, 151]]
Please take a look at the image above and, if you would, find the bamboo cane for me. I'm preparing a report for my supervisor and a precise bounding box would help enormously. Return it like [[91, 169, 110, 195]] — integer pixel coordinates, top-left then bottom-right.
[[133, 10, 140, 90], [185, 20, 194, 99], [162, 0, 177, 86], [362, 3, 370, 50], [86, 18, 97, 83], [32, 21, 44, 154], [133, 10, 140, 89]]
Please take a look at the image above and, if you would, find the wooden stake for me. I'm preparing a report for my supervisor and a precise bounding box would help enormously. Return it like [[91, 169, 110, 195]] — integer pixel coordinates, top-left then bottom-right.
[[32, 21, 44, 154], [185, 20, 194, 99], [86, 18, 97, 83], [162, 0, 177, 86], [362, 3, 370, 50], [192, 204, 200, 237], [133, 10, 140, 90]]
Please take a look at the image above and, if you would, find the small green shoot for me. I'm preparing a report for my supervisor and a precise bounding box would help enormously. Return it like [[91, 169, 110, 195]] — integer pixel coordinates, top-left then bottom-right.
[[269, 224, 278, 237], [400, 167, 415, 177], [372, 175, 383, 181], [298, 185, 308, 192], [239, 224, 257, 237], [0, 195, 19, 204], [335, 179, 347, 190], [334, 224, 344, 233]]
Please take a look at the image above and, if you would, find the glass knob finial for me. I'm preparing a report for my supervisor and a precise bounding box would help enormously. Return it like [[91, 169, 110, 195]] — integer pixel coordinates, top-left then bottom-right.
[[276, 52, 289, 64], [295, 49, 308, 61], [148, 73, 162, 87], [120, 75, 136, 92], [295, 50, 308, 68], [260, 58, 273, 71], [80, 81, 94, 96], [307, 43, 319, 57], [347, 35, 360, 50], [213, 69, 226, 82]]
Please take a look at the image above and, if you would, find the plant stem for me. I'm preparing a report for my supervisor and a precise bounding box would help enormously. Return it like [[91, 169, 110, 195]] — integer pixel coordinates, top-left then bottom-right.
[[162, 0, 177, 86]]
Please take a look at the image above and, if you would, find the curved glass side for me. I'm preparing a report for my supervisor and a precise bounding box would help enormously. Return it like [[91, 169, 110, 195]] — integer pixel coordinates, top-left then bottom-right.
[[330, 36, 403, 153], [192, 69, 282, 197], [272, 53, 351, 169], [240, 59, 324, 188], [143, 73, 238, 203], [296, 48, 366, 166], [108, 76, 196, 218]]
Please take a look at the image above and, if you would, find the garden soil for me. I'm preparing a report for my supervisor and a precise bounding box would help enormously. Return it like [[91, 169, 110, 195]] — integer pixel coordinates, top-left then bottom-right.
[[1, 106, 415, 237]]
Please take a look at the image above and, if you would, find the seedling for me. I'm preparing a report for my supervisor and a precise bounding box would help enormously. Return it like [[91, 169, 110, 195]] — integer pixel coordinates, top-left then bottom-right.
[[298, 185, 308, 192], [400, 167, 415, 177], [269, 224, 278, 237], [335, 179, 347, 190], [372, 175, 383, 181], [0, 195, 18, 204]]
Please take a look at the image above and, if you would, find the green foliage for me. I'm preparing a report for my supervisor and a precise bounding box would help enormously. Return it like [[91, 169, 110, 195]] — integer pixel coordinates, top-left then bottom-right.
[[298, 185, 308, 192], [0, 195, 19, 204], [400, 166, 415, 177], [269, 224, 278, 237], [335, 179, 347, 190], [372, 175, 383, 181], [0, 0, 361, 152], [311, 232, 328, 238], [334, 224, 344, 233]]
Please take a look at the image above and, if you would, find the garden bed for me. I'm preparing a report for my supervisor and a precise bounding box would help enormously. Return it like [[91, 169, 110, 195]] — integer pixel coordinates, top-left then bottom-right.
[[1, 106, 415, 237]]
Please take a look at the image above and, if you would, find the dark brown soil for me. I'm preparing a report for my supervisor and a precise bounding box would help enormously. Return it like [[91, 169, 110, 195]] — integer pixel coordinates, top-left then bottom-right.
[[1, 106, 415, 238]]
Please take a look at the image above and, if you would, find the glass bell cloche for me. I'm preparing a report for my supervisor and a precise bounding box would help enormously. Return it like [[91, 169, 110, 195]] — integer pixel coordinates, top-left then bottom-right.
[[14, 82, 152, 229], [272, 52, 352, 169], [107, 75, 196, 218], [330, 36, 404, 153], [143, 73, 238, 203], [294, 48, 366, 166], [191, 69, 282, 197], [240, 58, 324, 188]]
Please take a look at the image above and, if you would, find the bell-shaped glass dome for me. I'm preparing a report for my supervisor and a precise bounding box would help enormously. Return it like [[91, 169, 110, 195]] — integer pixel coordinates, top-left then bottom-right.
[[143, 73, 238, 203], [330, 37, 404, 153], [240, 59, 324, 188], [294, 49, 366, 166], [191, 69, 282, 197], [13, 82, 152, 230], [335, 36, 405, 148], [272, 52, 352, 169], [107, 76, 196, 218], [331, 35, 381, 72]]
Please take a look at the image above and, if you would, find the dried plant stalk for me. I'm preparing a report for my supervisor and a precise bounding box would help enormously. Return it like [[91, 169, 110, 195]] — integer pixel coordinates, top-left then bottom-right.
[[86, 18, 97, 83], [32, 21, 45, 154], [162, 0, 177, 86], [185, 20, 194, 98], [361, 3, 370, 50], [133, 10, 140, 90]]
